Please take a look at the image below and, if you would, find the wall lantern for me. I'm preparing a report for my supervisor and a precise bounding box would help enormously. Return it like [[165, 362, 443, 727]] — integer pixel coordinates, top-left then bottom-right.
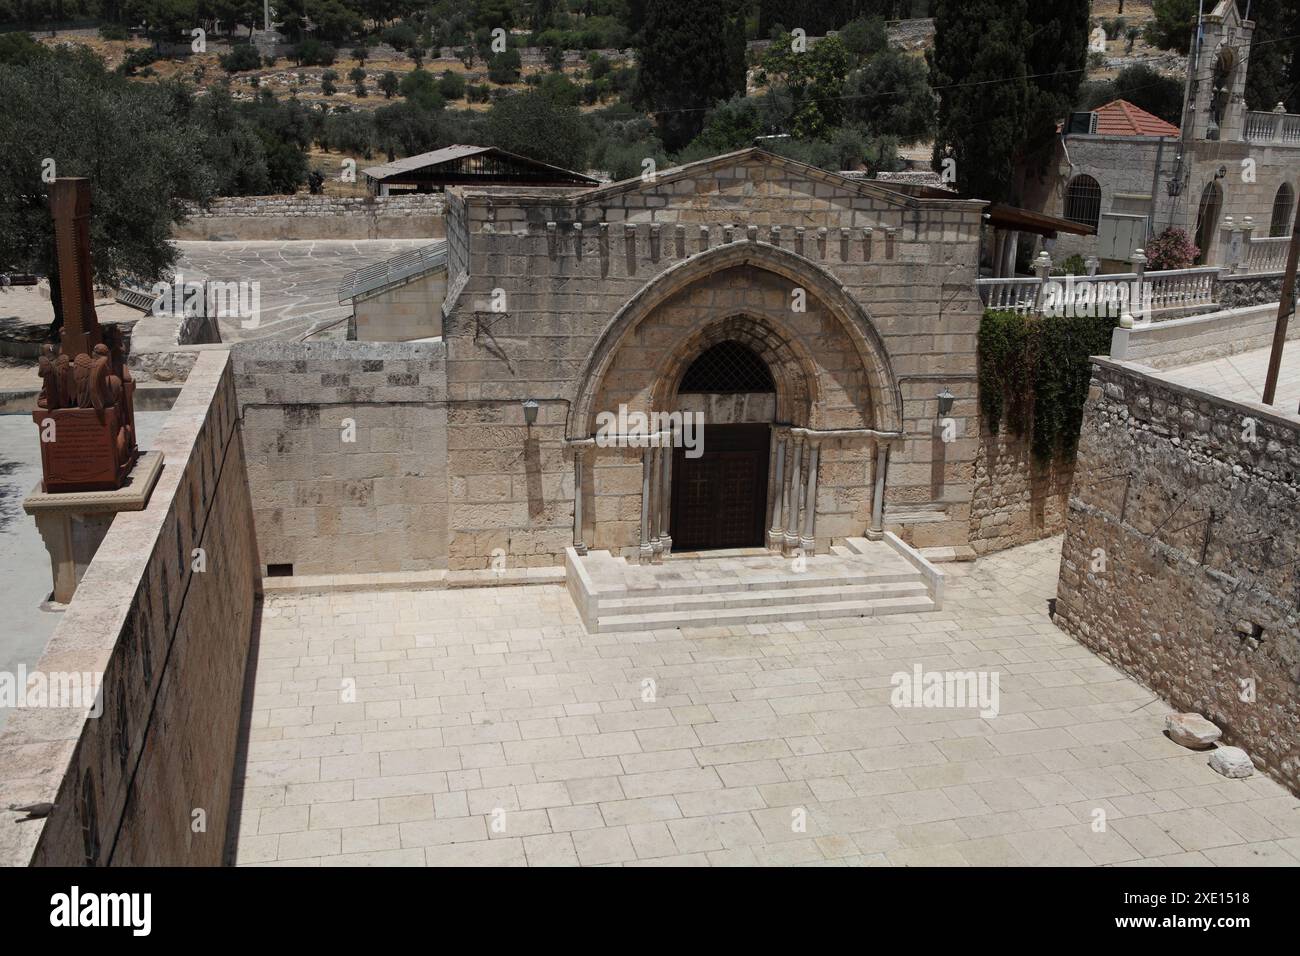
[[522, 399, 539, 427], [937, 387, 955, 417]]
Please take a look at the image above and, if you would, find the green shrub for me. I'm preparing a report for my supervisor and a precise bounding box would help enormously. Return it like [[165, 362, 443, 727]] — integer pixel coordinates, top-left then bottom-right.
[[220, 44, 263, 74], [488, 48, 522, 84], [294, 39, 337, 67], [438, 70, 466, 101], [1050, 253, 1089, 276], [118, 47, 159, 76]]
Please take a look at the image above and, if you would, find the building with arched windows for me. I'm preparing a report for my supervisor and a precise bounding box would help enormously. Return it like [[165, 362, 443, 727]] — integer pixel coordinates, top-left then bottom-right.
[[1018, 1, 1297, 273]]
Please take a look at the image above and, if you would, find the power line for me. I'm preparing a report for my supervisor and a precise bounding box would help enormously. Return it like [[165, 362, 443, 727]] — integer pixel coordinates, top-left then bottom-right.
[[642, 28, 1300, 120]]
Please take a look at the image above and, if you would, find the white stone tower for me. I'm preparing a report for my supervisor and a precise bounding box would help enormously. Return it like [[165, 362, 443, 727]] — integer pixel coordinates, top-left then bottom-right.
[[1182, 0, 1255, 142]]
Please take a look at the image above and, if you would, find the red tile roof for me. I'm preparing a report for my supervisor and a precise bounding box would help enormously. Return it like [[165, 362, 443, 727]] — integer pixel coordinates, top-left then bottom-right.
[[1092, 99, 1180, 137]]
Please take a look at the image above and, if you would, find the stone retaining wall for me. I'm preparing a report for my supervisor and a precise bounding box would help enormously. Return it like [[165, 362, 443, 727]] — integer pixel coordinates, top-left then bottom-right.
[[0, 350, 261, 865], [174, 194, 446, 241], [969, 420, 1075, 554], [1056, 358, 1300, 792], [232, 341, 449, 575]]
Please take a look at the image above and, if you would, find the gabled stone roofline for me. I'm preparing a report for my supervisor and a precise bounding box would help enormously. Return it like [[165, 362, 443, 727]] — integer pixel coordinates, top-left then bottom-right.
[[450, 147, 989, 214], [1206, 0, 1249, 27]]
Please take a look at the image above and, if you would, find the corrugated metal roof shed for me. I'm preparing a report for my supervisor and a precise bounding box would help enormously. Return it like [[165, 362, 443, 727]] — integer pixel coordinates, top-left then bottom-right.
[[362, 145, 599, 189]]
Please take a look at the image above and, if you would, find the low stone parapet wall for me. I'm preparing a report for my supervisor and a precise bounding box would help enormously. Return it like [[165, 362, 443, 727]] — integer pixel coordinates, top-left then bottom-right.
[[174, 194, 446, 241], [0, 350, 261, 865], [1117, 303, 1296, 369]]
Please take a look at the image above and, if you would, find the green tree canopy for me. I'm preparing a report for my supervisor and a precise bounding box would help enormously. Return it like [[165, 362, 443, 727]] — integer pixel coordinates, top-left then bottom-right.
[[0, 48, 215, 324], [1077, 64, 1185, 124], [1022, 0, 1090, 162], [1144, 0, 1201, 55], [929, 0, 1029, 203], [374, 101, 439, 160], [399, 68, 445, 110], [757, 33, 854, 139], [843, 46, 934, 144], [929, 0, 1087, 204], [1245, 0, 1300, 113], [634, 0, 745, 151], [484, 91, 588, 171]]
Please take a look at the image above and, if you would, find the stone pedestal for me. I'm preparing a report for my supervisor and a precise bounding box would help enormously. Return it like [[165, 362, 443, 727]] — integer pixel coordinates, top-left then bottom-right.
[[23, 451, 163, 604]]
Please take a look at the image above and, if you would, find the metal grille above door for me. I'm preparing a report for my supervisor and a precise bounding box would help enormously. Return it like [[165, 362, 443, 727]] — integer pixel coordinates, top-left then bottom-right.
[[678, 341, 776, 394]]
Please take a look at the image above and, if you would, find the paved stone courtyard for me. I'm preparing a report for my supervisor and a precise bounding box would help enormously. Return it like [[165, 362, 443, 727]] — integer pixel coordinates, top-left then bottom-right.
[[173, 239, 426, 342], [232, 536, 1300, 866], [1162, 339, 1300, 414]]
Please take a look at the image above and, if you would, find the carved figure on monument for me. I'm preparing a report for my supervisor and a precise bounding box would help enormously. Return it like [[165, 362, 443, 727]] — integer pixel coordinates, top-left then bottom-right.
[[31, 178, 139, 492]]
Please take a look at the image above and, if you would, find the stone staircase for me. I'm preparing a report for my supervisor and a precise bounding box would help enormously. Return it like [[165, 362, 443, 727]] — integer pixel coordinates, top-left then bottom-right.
[[565, 536, 942, 633]]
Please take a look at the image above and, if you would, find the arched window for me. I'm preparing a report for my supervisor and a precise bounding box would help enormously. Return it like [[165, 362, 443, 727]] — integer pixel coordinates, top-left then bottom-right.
[[1194, 181, 1223, 264], [678, 341, 775, 393], [1064, 175, 1102, 230], [1270, 183, 1295, 237]]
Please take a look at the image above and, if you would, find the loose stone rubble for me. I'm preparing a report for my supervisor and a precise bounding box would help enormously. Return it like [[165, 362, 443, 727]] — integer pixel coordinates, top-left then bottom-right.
[[1166, 713, 1223, 750]]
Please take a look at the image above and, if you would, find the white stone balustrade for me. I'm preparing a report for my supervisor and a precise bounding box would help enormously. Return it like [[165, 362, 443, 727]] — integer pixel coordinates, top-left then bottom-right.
[[1243, 104, 1300, 145]]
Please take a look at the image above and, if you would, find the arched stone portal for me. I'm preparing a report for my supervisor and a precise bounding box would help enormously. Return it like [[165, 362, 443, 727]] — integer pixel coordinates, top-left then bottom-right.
[[569, 241, 903, 561], [566, 241, 902, 439]]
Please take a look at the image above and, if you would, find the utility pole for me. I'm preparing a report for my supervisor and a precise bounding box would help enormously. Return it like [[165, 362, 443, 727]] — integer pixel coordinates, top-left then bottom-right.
[[1262, 208, 1300, 406]]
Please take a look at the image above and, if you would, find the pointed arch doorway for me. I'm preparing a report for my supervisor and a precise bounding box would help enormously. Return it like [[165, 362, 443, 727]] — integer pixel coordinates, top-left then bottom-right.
[[669, 340, 775, 552]]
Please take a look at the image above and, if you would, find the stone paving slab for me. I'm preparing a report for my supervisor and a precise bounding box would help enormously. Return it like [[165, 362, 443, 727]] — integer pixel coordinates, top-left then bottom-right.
[[1162, 341, 1300, 416], [230, 536, 1300, 866]]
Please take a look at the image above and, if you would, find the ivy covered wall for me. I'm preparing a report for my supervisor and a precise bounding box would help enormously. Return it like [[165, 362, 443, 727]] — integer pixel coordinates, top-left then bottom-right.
[[969, 309, 1119, 554]]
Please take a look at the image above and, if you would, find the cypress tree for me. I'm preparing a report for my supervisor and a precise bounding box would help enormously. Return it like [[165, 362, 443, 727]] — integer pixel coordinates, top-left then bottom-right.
[[634, 0, 747, 151]]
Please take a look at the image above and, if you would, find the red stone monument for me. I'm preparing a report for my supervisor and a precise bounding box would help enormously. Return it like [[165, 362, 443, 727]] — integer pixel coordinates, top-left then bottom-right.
[[33, 178, 138, 492]]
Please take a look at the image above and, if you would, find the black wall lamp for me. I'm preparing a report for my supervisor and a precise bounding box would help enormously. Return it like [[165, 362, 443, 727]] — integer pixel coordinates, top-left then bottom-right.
[[937, 387, 955, 417], [522, 399, 539, 427]]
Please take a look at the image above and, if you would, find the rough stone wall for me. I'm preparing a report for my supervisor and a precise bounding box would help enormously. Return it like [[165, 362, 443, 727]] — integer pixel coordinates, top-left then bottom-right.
[[173, 194, 446, 241], [1056, 358, 1300, 792], [969, 419, 1074, 554], [0, 350, 260, 865], [1218, 272, 1284, 309], [437, 151, 987, 566], [232, 341, 449, 575]]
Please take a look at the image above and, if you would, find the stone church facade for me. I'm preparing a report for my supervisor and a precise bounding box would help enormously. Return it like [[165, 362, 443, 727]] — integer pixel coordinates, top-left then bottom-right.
[[1021, 1, 1299, 272], [427, 149, 986, 569]]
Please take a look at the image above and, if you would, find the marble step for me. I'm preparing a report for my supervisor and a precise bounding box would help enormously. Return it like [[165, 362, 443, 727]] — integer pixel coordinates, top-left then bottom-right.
[[593, 567, 923, 599], [596, 594, 936, 632], [598, 580, 929, 615]]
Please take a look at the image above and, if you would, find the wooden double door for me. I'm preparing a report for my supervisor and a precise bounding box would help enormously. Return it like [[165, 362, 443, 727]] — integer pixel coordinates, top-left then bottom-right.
[[670, 424, 770, 552]]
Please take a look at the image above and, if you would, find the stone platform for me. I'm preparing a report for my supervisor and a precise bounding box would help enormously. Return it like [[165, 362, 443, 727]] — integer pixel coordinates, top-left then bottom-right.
[[566, 537, 941, 633]]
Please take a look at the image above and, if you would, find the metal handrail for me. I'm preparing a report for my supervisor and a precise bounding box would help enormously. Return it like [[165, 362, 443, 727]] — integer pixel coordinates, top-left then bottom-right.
[[337, 241, 448, 303]]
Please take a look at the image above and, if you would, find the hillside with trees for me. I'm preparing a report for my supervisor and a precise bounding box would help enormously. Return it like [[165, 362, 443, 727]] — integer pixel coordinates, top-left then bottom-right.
[[2, 0, 1256, 289]]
